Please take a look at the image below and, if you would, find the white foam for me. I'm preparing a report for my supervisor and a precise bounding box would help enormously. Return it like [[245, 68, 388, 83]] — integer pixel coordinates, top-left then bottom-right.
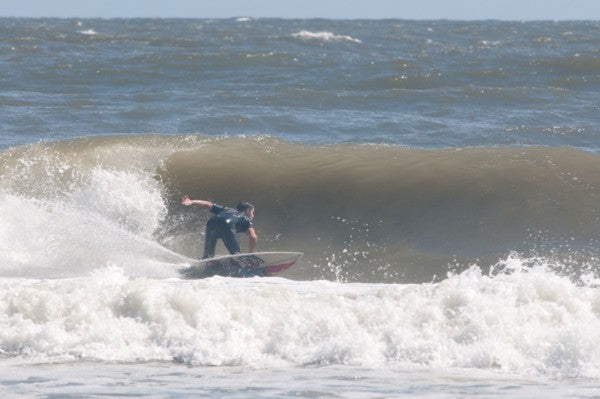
[[0, 256, 599, 378], [291, 31, 362, 44], [79, 29, 98, 36], [0, 166, 187, 278], [67, 167, 167, 237]]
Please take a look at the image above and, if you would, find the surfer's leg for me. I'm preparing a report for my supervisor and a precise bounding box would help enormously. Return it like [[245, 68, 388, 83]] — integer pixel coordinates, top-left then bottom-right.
[[217, 222, 241, 255], [202, 218, 219, 259]]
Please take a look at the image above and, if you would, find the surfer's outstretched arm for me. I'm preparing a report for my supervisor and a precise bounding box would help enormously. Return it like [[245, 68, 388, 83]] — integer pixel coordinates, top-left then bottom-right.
[[247, 227, 257, 253], [181, 196, 213, 209]]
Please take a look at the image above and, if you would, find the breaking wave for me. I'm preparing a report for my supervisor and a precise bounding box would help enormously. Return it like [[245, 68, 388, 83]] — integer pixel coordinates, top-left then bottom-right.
[[1, 135, 600, 282], [290, 30, 362, 43]]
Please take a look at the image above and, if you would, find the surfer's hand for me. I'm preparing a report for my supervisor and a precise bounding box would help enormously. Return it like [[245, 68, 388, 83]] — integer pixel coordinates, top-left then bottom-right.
[[181, 196, 192, 206], [181, 197, 213, 209]]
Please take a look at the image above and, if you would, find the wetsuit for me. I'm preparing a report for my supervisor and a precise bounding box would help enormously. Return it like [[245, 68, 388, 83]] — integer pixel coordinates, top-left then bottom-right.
[[202, 204, 252, 259]]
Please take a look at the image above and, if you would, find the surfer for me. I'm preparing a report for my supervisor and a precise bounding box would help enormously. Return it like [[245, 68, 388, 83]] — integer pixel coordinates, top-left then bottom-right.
[[181, 196, 257, 259]]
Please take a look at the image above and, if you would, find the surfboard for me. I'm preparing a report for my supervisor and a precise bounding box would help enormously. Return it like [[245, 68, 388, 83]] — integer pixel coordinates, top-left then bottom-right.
[[178, 252, 303, 278]]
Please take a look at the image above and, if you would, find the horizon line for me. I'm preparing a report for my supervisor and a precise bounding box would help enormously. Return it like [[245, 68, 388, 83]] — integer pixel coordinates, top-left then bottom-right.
[[0, 15, 598, 22]]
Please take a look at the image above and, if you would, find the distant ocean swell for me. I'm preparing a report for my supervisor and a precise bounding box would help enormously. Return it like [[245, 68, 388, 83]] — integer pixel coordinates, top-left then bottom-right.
[[1, 135, 599, 282], [1, 19, 598, 151]]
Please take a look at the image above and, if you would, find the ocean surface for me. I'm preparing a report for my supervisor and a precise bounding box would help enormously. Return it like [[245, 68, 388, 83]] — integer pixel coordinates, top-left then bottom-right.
[[1, 17, 599, 397]]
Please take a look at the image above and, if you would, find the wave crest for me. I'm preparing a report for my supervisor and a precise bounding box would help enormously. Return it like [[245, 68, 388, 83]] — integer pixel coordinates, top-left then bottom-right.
[[290, 30, 362, 43]]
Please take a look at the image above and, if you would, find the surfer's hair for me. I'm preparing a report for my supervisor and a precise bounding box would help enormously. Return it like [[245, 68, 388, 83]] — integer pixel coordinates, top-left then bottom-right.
[[236, 202, 254, 212]]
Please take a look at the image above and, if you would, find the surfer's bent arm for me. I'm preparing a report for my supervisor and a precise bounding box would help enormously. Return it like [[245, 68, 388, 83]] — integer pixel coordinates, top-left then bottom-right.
[[247, 227, 257, 253], [181, 196, 213, 209]]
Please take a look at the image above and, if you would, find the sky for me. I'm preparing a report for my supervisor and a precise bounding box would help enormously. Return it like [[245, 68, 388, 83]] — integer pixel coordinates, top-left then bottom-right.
[[1, 0, 599, 20]]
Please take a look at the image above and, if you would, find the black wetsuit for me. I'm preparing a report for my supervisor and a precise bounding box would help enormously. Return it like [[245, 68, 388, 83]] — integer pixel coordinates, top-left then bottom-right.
[[202, 204, 252, 259]]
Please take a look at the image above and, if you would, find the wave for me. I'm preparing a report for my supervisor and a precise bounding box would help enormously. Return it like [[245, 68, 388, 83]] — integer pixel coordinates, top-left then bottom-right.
[[290, 30, 362, 43], [533, 54, 600, 75], [1, 257, 599, 378], [79, 29, 98, 36], [1, 135, 600, 282]]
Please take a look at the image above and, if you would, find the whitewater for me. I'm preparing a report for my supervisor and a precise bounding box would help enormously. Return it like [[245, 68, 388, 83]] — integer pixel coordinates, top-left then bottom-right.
[[0, 17, 599, 398], [2, 262, 600, 373]]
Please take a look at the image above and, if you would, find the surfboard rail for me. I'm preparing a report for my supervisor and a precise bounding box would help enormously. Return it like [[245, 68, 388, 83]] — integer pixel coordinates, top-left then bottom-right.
[[178, 251, 303, 278]]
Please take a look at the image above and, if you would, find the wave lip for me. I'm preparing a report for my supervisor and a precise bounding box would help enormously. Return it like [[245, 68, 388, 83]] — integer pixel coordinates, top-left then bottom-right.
[[290, 30, 362, 43]]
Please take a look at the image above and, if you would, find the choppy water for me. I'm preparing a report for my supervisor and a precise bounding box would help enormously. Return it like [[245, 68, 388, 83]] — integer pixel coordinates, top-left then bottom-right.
[[1, 17, 600, 397], [1, 18, 599, 149]]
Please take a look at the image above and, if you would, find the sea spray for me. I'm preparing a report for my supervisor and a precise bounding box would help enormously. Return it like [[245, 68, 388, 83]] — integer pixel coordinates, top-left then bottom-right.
[[0, 169, 187, 278]]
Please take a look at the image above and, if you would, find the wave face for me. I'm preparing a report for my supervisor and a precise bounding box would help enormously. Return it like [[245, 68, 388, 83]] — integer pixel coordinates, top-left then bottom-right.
[[2, 135, 600, 282]]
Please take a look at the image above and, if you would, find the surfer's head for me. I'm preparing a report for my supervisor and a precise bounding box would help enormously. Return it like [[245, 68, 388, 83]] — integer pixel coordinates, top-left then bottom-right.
[[236, 202, 255, 219]]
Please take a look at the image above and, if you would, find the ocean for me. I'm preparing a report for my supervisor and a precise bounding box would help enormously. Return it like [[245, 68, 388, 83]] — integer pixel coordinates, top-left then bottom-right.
[[0, 17, 599, 397]]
